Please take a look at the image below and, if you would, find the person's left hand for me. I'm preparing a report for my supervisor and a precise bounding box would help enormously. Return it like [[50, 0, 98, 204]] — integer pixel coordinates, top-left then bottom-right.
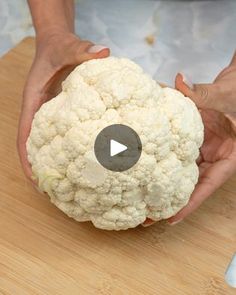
[[168, 107, 236, 225], [143, 55, 236, 227], [168, 61, 236, 224]]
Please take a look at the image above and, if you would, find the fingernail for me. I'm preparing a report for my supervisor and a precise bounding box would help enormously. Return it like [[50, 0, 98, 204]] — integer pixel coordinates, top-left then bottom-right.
[[141, 223, 153, 227], [88, 45, 108, 53], [180, 72, 193, 90], [168, 219, 183, 226], [141, 218, 156, 227]]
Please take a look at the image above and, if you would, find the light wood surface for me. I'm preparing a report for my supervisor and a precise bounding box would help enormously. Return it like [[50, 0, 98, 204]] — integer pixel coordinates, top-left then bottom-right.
[[0, 37, 235, 295]]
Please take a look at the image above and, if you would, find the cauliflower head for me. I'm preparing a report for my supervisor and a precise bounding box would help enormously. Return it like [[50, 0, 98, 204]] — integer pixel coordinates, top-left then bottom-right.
[[27, 57, 204, 230]]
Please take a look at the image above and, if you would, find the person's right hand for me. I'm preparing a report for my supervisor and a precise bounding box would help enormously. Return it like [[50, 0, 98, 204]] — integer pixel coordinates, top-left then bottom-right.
[[17, 31, 110, 181]]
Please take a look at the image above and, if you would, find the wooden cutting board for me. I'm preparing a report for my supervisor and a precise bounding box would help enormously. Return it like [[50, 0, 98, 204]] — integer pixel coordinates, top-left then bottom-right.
[[0, 37, 235, 295]]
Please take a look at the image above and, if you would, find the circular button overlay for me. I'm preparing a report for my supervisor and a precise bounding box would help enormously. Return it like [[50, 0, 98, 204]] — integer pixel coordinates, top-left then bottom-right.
[[94, 124, 142, 172]]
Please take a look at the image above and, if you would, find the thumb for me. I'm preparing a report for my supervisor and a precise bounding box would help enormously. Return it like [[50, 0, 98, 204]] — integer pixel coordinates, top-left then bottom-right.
[[175, 73, 223, 111], [75, 41, 110, 64]]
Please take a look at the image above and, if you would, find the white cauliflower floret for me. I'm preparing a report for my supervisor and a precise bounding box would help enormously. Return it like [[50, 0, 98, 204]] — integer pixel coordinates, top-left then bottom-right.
[[27, 57, 204, 230], [159, 88, 203, 163]]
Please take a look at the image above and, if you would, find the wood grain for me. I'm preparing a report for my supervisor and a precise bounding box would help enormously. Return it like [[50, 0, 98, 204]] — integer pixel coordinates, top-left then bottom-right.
[[0, 37, 235, 295]]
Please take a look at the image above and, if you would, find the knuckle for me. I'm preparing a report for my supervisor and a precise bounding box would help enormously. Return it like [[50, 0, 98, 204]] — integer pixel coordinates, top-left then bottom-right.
[[76, 40, 93, 53], [81, 40, 93, 47], [198, 86, 209, 101], [194, 84, 213, 107]]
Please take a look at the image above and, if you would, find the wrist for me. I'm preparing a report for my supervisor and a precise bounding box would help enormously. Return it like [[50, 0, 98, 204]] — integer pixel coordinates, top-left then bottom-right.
[[28, 0, 75, 45]]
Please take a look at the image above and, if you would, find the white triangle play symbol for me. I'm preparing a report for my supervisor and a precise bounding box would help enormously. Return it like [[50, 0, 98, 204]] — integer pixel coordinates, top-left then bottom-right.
[[110, 139, 127, 157]]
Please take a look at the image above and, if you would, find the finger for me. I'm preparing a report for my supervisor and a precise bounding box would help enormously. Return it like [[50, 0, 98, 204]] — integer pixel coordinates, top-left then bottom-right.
[[75, 41, 110, 64], [77, 46, 110, 64], [17, 80, 47, 183], [17, 59, 56, 182], [196, 152, 203, 165], [17, 89, 45, 183], [141, 218, 156, 227], [168, 156, 236, 224], [175, 73, 224, 112], [17, 105, 36, 183], [61, 39, 110, 66]]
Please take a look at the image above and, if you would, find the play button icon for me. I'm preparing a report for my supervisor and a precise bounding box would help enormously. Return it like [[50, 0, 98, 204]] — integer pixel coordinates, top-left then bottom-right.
[[110, 140, 127, 157], [94, 124, 142, 172]]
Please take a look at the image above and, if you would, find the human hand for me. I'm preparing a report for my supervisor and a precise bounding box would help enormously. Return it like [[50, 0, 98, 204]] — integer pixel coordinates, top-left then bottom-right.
[[168, 53, 236, 224], [17, 31, 110, 181], [142, 53, 236, 227]]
